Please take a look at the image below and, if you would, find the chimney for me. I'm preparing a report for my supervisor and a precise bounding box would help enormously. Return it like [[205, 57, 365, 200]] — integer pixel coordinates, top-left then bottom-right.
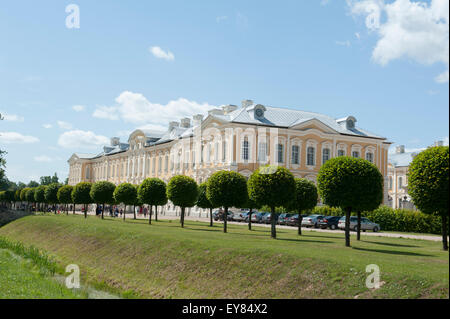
[[168, 121, 179, 131], [193, 114, 204, 126], [222, 104, 238, 114], [180, 117, 191, 128], [434, 140, 444, 147], [110, 137, 120, 146], [241, 99, 253, 108], [396, 145, 405, 154]]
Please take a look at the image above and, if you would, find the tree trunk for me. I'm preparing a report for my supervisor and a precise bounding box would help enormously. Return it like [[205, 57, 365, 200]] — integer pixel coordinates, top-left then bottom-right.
[[181, 207, 185, 228], [223, 207, 228, 233], [155, 206, 158, 221], [149, 205, 152, 225], [345, 207, 351, 247], [298, 213, 303, 236], [271, 207, 276, 239], [357, 211, 361, 241], [84, 204, 87, 219], [124, 205, 127, 221], [209, 208, 213, 227], [442, 214, 448, 251], [66, 204, 68, 215], [73, 204, 75, 215], [248, 208, 253, 231], [102, 203, 105, 219], [133, 205, 136, 220]]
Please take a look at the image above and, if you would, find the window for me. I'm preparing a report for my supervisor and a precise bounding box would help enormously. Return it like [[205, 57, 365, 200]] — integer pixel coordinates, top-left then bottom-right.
[[152, 158, 155, 173], [242, 138, 249, 161], [307, 147, 315, 166], [258, 142, 267, 162], [222, 141, 227, 162], [165, 156, 168, 172], [322, 148, 330, 164], [215, 142, 219, 162], [158, 157, 162, 172], [366, 152, 374, 163], [291, 145, 299, 165], [352, 151, 360, 158], [337, 149, 345, 157], [389, 176, 393, 190], [277, 144, 284, 163], [398, 177, 403, 188], [192, 151, 196, 168]]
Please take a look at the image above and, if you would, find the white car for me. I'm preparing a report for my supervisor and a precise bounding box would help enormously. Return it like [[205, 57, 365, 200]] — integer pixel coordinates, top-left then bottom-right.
[[301, 215, 325, 228]]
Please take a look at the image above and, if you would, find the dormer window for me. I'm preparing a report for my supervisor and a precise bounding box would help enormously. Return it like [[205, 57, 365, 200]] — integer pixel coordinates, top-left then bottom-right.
[[247, 103, 266, 120], [337, 116, 357, 130]]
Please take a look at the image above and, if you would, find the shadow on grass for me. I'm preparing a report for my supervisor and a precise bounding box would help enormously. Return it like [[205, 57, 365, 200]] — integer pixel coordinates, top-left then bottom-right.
[[277, 238, 333, 244], [362, 240, 420, 248], [352, 246, 432, 257]]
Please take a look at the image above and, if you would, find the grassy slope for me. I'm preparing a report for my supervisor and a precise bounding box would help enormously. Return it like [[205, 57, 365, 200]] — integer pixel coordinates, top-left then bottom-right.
[[0, 249, 83, 299], [0, 214, 448, 299]]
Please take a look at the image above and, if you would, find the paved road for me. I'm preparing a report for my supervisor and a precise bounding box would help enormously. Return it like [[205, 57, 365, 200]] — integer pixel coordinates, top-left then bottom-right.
[[72, 209, 446, 242]]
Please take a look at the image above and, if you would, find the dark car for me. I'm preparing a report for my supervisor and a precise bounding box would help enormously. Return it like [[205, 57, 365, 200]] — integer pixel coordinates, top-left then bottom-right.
[[316, 216, 341, 230], [286, 214, 308, 226], [278, 213, 294, 225], [213, 210, 234, 221]]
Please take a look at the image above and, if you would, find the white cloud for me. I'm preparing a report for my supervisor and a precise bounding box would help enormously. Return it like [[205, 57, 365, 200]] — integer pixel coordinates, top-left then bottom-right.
[[34, 155, 61, 163], [43, 124, 53, 129], [92, 106, 120, 120], [0, 132, 39, 144], [93, 91, 216, 128], [216, 15, 228, 23], [347, 0, 449, 83], [72, 105, 85, 112], [1, 113, 24, 122], [149, 46, 175, 61], [57, 120, 73, 130], [336, 40, 351, 47], [57, 130, 110, 149]]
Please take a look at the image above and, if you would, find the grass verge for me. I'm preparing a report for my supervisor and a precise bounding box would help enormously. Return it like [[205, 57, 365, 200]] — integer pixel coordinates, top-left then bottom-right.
[[0, 214, 448, 299]]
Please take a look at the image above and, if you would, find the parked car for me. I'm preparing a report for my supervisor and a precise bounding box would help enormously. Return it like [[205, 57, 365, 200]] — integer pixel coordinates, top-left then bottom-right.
[[244, 210, 258, 222], [213, 210, 234, 221], [233, 211, 249, 222], [262, 213, 279, 224], [338, 216, 380, 232], [278, 213, 294, 225], [301, 215, 325, 228], [249, 212, 265, 223], [316, 216, 341, 230]]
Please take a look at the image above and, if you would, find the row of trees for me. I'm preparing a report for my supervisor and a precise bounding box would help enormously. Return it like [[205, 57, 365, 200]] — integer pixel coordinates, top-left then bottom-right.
[[1, 146, 447, 250]]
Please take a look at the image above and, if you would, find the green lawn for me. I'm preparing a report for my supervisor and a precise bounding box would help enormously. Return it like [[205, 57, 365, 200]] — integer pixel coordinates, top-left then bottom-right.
[[0, 214, 448, 298], [0, 248, 84, 299]]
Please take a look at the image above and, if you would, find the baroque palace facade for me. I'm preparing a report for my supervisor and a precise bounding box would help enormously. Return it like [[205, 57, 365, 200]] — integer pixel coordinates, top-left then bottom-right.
[[68, 100, 392, 205]]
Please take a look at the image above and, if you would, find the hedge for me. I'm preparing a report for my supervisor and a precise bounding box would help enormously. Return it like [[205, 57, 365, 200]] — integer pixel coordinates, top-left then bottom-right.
[[362, 206, 445, 235]]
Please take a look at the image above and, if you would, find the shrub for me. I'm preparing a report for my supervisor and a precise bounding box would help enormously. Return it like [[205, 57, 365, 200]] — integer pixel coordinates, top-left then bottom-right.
[[138, 178, 167, 224], [167, 175, 198, 228]]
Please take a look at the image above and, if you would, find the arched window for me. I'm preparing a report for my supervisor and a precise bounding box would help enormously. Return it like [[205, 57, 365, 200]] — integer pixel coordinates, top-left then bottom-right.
[[307, 147, 315, 166], [258, 141, 267, 162], [291, 145, 299, 165], [242, 137, 249, 161], [398, 177, 403, 188], [222, 141, 227, 162], [277, 144, 284, 163], [352, 151, 360, 158], [322, 148, 330, 164], [366, 152, 374, 163], [389, 176, 393, 190], [337, 149, 345, 157]]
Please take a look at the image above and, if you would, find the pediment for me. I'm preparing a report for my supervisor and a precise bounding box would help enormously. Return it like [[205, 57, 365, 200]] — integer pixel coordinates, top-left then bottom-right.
[[289, 118, 338, 134]]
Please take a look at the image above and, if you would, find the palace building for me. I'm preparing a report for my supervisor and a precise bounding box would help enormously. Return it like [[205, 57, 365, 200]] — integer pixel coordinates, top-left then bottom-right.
[[68, 100, 392, 205]]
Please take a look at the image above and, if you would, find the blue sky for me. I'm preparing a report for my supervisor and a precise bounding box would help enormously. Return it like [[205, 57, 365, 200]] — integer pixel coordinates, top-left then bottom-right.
[[0, 0, 448, 183]]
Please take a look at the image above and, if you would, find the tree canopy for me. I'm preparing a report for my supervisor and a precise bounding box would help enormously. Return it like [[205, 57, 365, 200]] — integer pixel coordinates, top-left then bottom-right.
[[167, 175, 198, 209], [138, 178, 168, 207], [34, 185, 47, 204], [44, 183, 60, 205], [57, 185, 74, 205], [90, 181, 116, 205], [113, 183, 137, 206]]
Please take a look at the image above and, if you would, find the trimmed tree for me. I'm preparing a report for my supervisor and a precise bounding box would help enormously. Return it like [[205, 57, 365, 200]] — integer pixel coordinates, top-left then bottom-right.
[[290, 178, 318, 235], [317, 157, 383, 247], [72, 182, 92, 218], [20, 188, 30, 211], [25, 188, 36, 212], [34, 185, 47, 212], [248, 165, 296, 239], [45, 183, 60, 213], [207, 171, 248, 233], [113, 183, 137, 222], [196, 182, 216, 227], [57, 185, 74, 215], [167, 175, 198, 228], [90, 181, 116, 219], [245, 195, 259, 231], [14, 189, 21, 210], [408, 146, 449, 251], [138, 178, 168, 225]]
